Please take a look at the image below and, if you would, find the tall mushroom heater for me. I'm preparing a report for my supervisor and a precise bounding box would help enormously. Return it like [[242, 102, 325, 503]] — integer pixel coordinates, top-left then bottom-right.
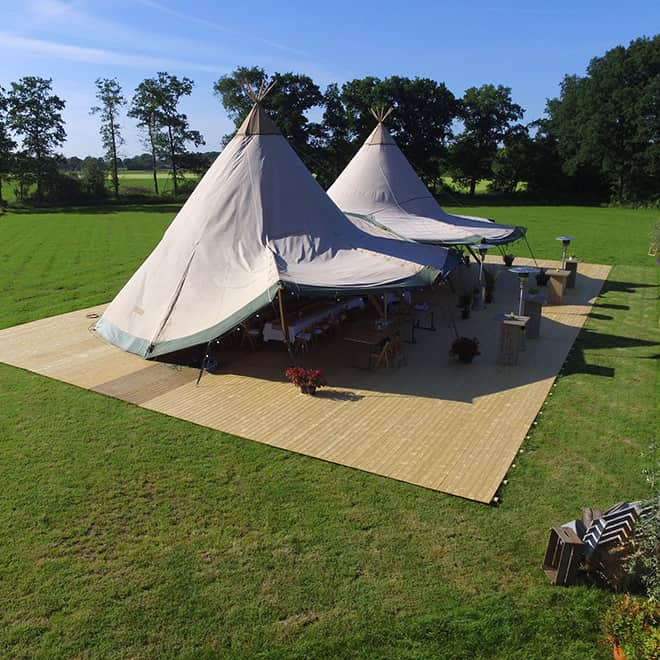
[[555, 236, 575, 269], [509, 266, 539, 315], [476, 243, 494, 309]]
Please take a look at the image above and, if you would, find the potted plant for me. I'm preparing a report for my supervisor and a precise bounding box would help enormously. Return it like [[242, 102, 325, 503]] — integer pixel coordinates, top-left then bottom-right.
[[457, 292, 472, 319], [535, 268, 550, 286], [449, 336, 480, 363], [503, 253, 515, 267], [602, 595, 660, 660], [284, 367, 327, 395]]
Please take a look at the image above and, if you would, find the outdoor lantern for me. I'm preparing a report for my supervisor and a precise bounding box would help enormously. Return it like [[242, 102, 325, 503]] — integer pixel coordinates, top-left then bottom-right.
[[509, 266, 540, 315], [555, 235, 575, 269]]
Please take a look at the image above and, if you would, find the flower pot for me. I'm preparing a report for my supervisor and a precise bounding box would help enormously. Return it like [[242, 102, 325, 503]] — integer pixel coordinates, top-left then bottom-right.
[[458, 353, 474, 364], [300, 385, 316, 395]]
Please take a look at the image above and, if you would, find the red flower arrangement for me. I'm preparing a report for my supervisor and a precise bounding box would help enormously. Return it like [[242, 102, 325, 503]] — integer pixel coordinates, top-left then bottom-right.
[[285, 367, 327, 394], [449, 336, 481, 363]]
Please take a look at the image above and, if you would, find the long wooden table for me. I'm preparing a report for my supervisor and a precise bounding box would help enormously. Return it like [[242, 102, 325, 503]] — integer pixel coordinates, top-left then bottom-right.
[[343, 319, 402, 369], [263, 297, 364, 342]]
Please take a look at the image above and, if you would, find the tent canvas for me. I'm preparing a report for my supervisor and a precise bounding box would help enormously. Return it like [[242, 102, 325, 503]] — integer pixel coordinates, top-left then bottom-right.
[[96, 104, 454, 359], [327, 122, 526, 246]]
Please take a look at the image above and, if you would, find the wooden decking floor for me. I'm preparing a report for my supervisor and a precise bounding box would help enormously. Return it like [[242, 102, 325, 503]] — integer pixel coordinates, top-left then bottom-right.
[[0, 258, 610, 503]]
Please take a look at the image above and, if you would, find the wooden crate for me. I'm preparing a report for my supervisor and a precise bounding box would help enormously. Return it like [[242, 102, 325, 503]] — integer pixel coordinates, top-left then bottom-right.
[[542, 526, 584, 586]]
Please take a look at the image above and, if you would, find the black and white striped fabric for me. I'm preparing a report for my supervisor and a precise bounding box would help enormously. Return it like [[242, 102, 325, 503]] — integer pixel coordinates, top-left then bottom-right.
[[581, 501, 644, 554]]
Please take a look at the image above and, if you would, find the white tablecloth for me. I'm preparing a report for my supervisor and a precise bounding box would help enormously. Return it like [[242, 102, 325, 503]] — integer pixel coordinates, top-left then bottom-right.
[[263, 297, 365, 342]]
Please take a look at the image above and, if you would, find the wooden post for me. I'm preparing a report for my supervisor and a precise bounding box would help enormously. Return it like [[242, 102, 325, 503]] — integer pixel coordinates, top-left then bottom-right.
[[565, 259, 579, 288], [524, 298, 543, 339], [548, 270, 570, 304], [497, 316, 529, 365], [277, 287, 294, 360]]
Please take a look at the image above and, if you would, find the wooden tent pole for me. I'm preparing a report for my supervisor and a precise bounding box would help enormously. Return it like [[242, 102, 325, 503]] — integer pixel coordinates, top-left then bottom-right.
[[277, 286, 295, 361]]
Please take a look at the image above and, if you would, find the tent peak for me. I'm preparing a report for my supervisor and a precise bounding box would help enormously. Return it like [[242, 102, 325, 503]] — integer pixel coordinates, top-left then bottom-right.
[[369, 105, 393, 124], [365, 122, 395, 146], [236, 103, 281, 136], [237, 79, 281, 136], [242, 78, 277, 104]]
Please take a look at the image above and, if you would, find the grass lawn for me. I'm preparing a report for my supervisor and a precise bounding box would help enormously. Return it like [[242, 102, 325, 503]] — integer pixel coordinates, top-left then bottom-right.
[[1, 205, 658, 658]]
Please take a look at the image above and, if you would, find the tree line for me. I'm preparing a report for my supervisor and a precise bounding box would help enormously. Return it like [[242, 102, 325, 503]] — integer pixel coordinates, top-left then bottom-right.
[[0, 35, 657, 206], [0, 72, 207, 204]]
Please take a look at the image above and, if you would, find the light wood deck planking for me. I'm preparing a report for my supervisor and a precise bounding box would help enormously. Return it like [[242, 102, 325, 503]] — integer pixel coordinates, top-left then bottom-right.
[[0, 259, 610, 503]]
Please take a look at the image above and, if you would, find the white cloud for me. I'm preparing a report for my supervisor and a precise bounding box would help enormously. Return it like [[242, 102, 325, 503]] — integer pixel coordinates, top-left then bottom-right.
[[20, 0, 232, 61], [0, 32, 230, 74], [134, 0, 310, 57]]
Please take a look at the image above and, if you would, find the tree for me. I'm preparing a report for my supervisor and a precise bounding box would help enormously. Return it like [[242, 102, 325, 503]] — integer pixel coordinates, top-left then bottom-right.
[[330, 76, 457, 191], [129, 72, 204, 197], [128, 79, 161, 194], [7, 77, 66, 202], [213, 66, 324, 172], [547, 35, 660, 203], [379, 76, 457, 190], [317, 83, 353, 186], [79, 156, 107, 199], [489, 124, 533, 193], [60, 156, 83, 172], [91, 78, 125, 199], [450, 84, 524, 195], [0, 85, 16, 206], [123, 153, 156, 170]]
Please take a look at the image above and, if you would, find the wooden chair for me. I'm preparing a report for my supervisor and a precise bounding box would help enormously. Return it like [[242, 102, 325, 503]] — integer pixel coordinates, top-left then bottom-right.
[[387, 334, 406, 367], [240, 321, 263, 351], [311, 325, 324, 345], [294, 327, 312, 353], [370, 339, 391, 369]]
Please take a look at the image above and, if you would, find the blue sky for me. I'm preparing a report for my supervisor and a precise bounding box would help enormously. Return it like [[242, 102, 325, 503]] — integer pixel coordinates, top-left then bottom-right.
[[0, 0, 657, 156]]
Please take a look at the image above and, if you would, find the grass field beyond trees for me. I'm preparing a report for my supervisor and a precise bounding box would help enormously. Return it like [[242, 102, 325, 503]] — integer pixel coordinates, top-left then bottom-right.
[[0, 204, 658, 658]]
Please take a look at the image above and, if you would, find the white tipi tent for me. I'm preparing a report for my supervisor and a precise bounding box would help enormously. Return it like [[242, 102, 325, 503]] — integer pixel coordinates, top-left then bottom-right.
[[327, 117, 525, 246], [96, 103, 454, 359]]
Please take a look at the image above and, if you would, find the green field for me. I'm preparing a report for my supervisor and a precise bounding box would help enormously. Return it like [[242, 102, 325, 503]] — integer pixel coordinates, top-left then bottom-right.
[[1, 205, 658, 657], [0, 171, 194, 204], [115, 170, 198, 196]]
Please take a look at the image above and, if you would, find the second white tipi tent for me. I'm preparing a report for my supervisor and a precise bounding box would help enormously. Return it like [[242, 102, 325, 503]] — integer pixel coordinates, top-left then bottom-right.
[[96, 102, 454, 359], [327, 113, 525, 246]]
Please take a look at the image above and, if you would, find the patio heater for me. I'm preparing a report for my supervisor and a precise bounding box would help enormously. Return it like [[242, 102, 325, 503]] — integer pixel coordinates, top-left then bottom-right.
[[509, 266, 539, 316], [555, 235, 575, 269], [476, 243, 494, 309]]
